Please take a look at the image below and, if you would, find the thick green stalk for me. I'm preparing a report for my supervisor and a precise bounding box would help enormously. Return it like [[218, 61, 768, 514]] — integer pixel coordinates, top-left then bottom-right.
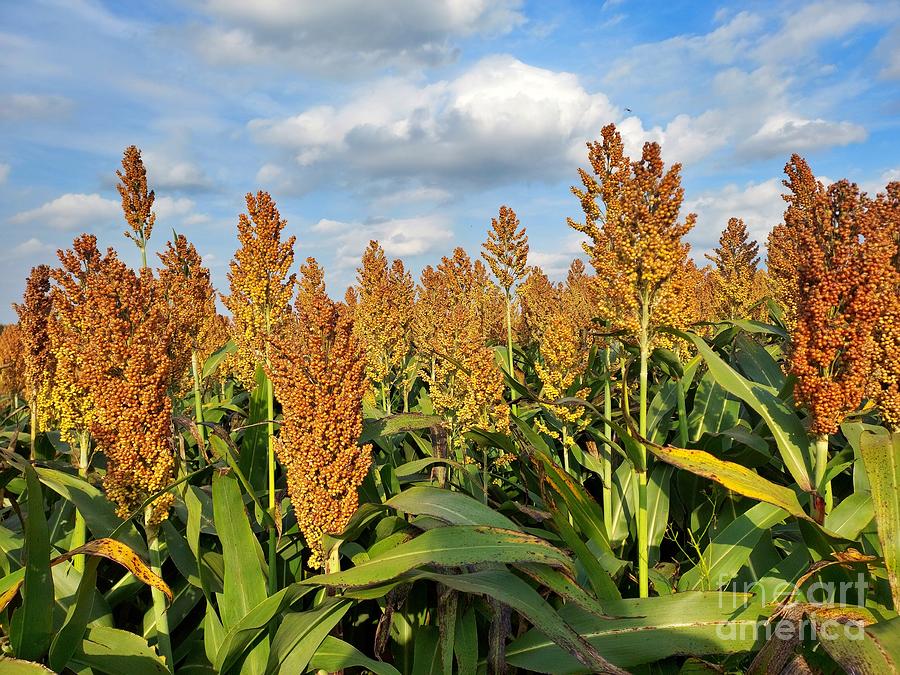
[[381, 381, 391, 414], [505, 290, 517, 416], [29, 406, 37, 461], [147, 517, 174, 674], [264, 306, 277, 596], [561, 426, 571, 475], [814, 434, 831, 520], [676, 375, 689, 448], [602, 348, 613, 538], [637, 296, 650, 599], [139, 239, 148, 271], [72, 430, 89, 572], [190, 350, 206, 465]]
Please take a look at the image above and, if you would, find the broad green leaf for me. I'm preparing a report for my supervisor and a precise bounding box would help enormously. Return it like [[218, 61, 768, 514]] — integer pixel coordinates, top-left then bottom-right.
[[265, 599, 351, 674], [688, 370, 739, 442], [308, 636, 401, 675], [860, 429, 900, 610], [202, 339, 237, 379], [238, 366, 269, 494], [304, 526, 572, 589], [732, 333, 785, 391], [214, 584, 313, 674], [678, 502, 787, 591], [361, 413, 443, 444], [212, 471, 269, 674], [35, 467, 146, 555], [647, 463, 674, 565], [506, 591, 770, 673], [411, 570, 627, 675], [680, 331, 814, 492], [69, 626, 168, 675], [48, 557, 100, 672], [825, 491, 874, 540], [10, 464, 53, 662], [646, 442, 809, 521], [818, 616, 900, 674], [0, 658, 55, 673], [387, 486, 517, 529], [453, 607, 478, 675]]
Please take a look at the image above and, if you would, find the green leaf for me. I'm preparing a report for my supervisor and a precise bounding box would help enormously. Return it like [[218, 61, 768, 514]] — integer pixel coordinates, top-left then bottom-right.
[[453, 607, 478, 675], [35, 467, 146, 555], [305, 526, 572, 589], [308, 636, 401, 675], [678, 502, 788, 591], [265, 599, 351, 674], [680, 331, 814, 492], [411, 570, 627, 675], [818, 615, 900, 674], [732, 333, 785, 391], [825, 491, 874, 540], [688, 370, 739, 442], [647, 463, 674, 565], [387, 486, 518, 529], [48, 557, 100, 672], [361, 413, 443, 444], [10, 464, 53, 662], [860, 429, 900, 610], [212, 471, 269, 674], [202, 339, 237, 379], [69, 626, 168, 675], [506, 591, 771, 673], [238, 365, 270, 494], [214, 584, 313, 674]]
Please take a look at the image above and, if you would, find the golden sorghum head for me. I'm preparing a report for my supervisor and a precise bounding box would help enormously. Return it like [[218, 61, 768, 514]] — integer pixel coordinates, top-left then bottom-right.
[[354, 241, 415, 388], [269, 258, 371, 569], [786, 157, 893, 435], [705, 218, 762, 320], [415, 248, 508, 436], [157, 234, 218, 381], [482, 205, 529, 294], [871, 181, 900, 428], [568, 123, 695, 342], [0, 324, 25, 399], [222, 191, 297, 387], [13, 265, 53, 412], [46, 235, 99, 444], [117, 145, 155, 252]]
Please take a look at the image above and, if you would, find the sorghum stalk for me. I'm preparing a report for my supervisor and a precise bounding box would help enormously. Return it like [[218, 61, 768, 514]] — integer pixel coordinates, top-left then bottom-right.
[[505, 290, 516, 416], [814, 434, 831, 515], [265, 306, 277, 596], [602, 347, 613, 538], [146, 511, 173, 674], [72, 430, 90, 572], [190, 350, 206, 462], [637, 294, 650, 599]]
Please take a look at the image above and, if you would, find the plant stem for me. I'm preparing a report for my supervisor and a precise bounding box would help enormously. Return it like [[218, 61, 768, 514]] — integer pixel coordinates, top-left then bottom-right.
[[562, 426, 571, 475], [264, 307, 277, 596], [602, 347, 613, 538], [139, 241, 148, 271], [72, 430, 89, 572], [637, 296, 650, 599], [676, 375, 689, 448], [190, 349, 206, 465], [29, 406, 37, 461], [381, 381, 391, 414], [482, 448, 489, 505], [814, 433, 831, 520], [146, 515, 174, 674], [505, 290, 517, 417]]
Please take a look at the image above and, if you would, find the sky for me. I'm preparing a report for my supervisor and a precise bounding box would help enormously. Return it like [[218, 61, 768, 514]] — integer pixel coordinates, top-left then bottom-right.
[[1, 0, 899, 322]]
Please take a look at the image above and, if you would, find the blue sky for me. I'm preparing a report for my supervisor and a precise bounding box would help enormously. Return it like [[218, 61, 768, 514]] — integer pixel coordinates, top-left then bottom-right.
[[1, 0, 898, 322]]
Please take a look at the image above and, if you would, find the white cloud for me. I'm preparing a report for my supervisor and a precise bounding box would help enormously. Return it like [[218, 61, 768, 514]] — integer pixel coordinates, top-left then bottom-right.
[[10, 193, 119, 230], [372, 187, 452, 210], [143, 150, 212, 191], [739, 115, 867, 159], [0, 163, 9, 184], [249, 55, 619, 188], [1, 237, 55, 261], [310, 214, 454, 269], [685, 179, 785, 254], [876, 26, 900, 79], [193, 0, 524, 72], [0, 93, 73, 120]]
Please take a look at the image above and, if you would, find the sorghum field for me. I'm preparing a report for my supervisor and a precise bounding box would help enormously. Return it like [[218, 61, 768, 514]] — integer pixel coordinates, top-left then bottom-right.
[[0, 126, 898, 675]]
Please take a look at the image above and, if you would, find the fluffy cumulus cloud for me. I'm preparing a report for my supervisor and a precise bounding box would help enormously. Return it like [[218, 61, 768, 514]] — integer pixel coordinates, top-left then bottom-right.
[[311, 214, 454, 269], [684, 179, 785, 255], [142, 150, 213, 192], [739, 115, 867, 159], [10, 193, 119, 230], [193, 0, 524, 72], [249, 55, 619, 191]]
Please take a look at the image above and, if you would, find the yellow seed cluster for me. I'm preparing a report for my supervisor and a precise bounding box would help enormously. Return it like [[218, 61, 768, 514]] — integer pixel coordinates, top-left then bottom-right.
[[0, 324, 25, 399], [785, 156, 893, 435], [158, 234, 223, 387], [13, 265, 54, 417], [354, 241, 414, 392], [706, 218, 763, 320], [415, 248, 509, 438], [53, 235, 177, 524], [482, 205, 529, 294], [117, 145, 156, 250], [568, 123, 695, 344], [222, 192, 297, 388], [269, 259, 371, 569], [871, 182, 900, 429]]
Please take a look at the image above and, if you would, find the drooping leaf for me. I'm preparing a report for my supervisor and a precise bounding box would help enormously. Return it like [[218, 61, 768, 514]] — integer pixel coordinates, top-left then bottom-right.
[[860, 429, 900, 610], [308, 636, 402, 675], [265, 599, 351, 674], [48, 557, 100, 672], [387, 486, 518, 529], [69, 626, 168, 675]]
